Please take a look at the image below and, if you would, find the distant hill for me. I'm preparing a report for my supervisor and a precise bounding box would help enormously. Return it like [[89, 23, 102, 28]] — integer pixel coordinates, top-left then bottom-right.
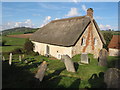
[[2, 27, 40, 35]]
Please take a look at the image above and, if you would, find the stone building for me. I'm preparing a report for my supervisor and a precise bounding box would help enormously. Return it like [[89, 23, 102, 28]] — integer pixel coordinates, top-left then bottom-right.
[[30, 8, 106, 59], [108, 35, 120, 56]]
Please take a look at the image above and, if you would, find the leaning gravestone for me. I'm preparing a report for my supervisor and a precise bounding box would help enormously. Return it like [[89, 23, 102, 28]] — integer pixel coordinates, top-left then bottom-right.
[[19, 55, 22, 62], [104, 68, 120, 88], [80, 53, 89, 64], [61, 55, 76, 72], [9, 53, 12, 65], [98, 49, 108, 66], [35, 61, 47, 82]]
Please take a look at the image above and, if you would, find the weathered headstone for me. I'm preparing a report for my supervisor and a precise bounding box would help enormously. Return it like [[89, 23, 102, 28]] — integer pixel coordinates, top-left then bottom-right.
[[61, 55, 76, 72], [19, 55, 22, 62], [25, 60, 28, 64], [104, 68, 120, 88], [22, 54, 25, 58], [98, 48, 108, 66], [80, 53, 89, 64], [35, 61, 47, 82], [2, 56, 5, 61], [9, 53, 12, 65]]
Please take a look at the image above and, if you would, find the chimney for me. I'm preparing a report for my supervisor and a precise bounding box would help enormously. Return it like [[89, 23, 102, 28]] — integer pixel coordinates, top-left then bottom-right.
[[87, 8, 94, 19]]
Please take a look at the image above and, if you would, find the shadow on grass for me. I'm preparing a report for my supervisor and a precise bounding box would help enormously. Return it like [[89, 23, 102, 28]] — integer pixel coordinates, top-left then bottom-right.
[[87, 72, 107, 89], [2, 60, 82, 88], [2, 61, 39, 88], [68, 78, 81, 89], [74, 62, 79, 71], [107, 56, 120, 69], [2, 61, 65, 88], [44, 67, 65, 80]]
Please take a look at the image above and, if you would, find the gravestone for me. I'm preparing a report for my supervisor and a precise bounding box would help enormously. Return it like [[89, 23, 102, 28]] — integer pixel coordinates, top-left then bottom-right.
[[35, 61, 47, 82], [80, 53, 89, 64], [104, 68, 120, 88], [25, 60, 28, 64], [2, 56, 5, 61], [19, 55, 22, 62], [22, 54, 25, 58], [98, 49, 108, 66], [9, 53, 12, 65], [61, 55, 76, 72]]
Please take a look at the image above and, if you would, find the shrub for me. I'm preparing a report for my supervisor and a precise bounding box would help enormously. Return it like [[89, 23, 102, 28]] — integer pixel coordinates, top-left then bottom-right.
[[24, 39, 34, 53], [11, 48, 24, 54], [29, 51, 39, 56], [0, 40, 7, 46]]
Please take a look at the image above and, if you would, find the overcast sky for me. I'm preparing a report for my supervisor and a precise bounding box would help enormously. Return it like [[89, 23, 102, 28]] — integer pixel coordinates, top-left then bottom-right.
[[1, 2, 118, 30]]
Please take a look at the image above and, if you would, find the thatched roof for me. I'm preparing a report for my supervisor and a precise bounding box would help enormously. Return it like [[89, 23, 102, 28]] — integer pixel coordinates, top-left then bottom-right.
[[30, 15, 106, 46]]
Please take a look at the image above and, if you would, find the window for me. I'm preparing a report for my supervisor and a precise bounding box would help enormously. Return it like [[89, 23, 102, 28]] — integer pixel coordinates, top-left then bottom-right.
[[81, 37, 86, 46], [94, 38, 97, 45]]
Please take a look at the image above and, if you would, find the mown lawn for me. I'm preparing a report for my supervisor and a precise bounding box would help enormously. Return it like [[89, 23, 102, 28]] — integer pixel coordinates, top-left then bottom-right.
[[2, 35, 120, 88]]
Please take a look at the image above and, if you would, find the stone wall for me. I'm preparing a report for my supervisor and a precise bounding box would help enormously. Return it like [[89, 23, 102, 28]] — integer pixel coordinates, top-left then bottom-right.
[[72, 20, 103, 58], [109, 48, 120, 56], [32, 41, 72, 59]]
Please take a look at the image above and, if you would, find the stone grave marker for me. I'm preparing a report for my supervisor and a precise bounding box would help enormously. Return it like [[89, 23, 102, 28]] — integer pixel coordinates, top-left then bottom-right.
[[80, 53, 89, 64], [61, 55, 76, 72], [104, 68, 120, 88], [98, 48, 108, 66], [35, 61, 47, 82], [19, 55, 22, 62], [25, 60, 28, 64], [9, 53, 12, 65], [2, 56, 5, 61], [22, 54, 25, 58]]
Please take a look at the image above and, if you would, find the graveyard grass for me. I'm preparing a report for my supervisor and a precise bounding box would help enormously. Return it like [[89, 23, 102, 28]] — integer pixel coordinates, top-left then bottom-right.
[[2, 36, 120, 88]]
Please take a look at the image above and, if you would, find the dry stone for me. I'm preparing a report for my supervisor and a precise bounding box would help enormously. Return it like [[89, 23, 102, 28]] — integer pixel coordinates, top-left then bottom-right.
[[98, 48, 108, 66], [35, 61, 47, 82], [104, 68, 120, 88], [61, 55, 76, 72], [80, 53, 89, 64]]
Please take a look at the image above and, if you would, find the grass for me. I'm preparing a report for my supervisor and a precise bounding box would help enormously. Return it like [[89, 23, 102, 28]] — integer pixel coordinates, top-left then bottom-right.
[[2, 53, 119, 88], [1, 36, 26, 52], [2, 35, 120, 88]]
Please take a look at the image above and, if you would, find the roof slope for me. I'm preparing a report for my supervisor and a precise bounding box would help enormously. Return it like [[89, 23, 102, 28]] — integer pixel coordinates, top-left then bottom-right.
[[108, 35, 120, 49], [93, 20, 106, 44], [30, 15, 105, 46]]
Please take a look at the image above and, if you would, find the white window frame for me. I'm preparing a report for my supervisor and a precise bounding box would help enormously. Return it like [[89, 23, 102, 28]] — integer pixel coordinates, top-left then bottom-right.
[[94, 38, 97, 45], [81, 37, 86, 46]]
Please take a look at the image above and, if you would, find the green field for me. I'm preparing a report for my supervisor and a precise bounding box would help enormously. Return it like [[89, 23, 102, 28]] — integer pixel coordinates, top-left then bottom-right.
[[1, 36, 26, 52], [2, 35, 120, 88]]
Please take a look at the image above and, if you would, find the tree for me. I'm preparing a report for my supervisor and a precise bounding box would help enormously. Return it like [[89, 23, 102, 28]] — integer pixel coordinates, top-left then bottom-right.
[[24, 39, 34, 53], [0, 40, 7, 46], [103, 32, 113, 50]]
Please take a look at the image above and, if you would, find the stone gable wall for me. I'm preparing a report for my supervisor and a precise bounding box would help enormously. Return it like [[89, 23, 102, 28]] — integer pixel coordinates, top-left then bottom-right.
[[72, 21, 103, 58]]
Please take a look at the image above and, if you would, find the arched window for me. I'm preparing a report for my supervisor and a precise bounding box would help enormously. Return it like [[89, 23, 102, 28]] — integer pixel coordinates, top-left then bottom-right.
[[94, 38, 97, 45], [81, 37, 86, 46]]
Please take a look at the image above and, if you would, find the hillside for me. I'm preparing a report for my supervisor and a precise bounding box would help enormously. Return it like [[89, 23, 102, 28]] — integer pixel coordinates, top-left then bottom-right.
[[2, 27, 39, 35]]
